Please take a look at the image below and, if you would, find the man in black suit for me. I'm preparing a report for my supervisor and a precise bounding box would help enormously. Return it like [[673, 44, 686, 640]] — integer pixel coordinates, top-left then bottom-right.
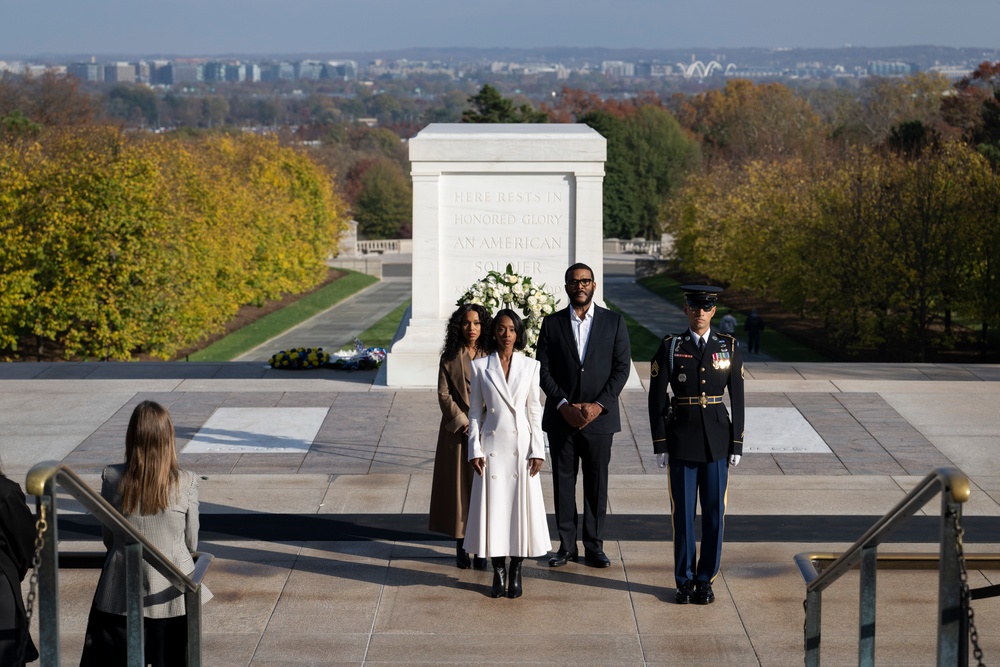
[[648, 285, 745, 605], [537, 263, 631, 569]]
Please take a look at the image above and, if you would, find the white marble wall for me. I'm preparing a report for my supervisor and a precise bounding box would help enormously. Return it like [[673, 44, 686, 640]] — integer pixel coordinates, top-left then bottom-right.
[[385, 124, 607, 387]]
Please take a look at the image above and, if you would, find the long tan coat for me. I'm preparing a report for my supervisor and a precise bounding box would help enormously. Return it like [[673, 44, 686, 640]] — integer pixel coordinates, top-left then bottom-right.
[[463, 352, 551, 558], [428, 348, 484, 537]]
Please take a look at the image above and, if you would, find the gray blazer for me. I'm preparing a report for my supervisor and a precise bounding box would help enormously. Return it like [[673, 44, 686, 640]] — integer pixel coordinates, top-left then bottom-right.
[[93, 465, 211, 618]]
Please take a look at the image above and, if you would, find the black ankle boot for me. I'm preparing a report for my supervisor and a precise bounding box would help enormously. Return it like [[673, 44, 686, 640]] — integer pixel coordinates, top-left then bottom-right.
[[490, 557, 507, 598], [507, 557, 523, 598], [456, 540, 471, 569]]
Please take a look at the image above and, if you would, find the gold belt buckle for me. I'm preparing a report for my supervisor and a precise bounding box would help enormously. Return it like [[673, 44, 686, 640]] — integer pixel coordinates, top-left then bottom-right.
[[699, 394, 708, 408]]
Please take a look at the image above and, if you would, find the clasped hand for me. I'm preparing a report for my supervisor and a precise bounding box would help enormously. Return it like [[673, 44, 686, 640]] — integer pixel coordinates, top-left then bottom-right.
[[559, 402, 601, 429], [472, 457, 543, 477]]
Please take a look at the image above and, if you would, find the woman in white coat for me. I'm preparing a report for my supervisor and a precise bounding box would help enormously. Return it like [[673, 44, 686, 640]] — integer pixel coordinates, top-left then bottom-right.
[[464, 309, 551, 598]]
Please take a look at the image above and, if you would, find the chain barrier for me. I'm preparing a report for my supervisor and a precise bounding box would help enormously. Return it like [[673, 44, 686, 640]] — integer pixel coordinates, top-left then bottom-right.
[[15, 500, 47, 667], [951, 507, 985, 667]]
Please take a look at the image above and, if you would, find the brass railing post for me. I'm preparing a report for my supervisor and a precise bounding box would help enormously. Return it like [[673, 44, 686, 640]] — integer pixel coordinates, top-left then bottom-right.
[[185, 587, 203, 667], [37, 476, 60, 667], [125, 541, 145, 667], [859, 545, 877, 666], [804, 589, 821, 667], [937, 490, 963, 666], [797, 468, 974, 666]]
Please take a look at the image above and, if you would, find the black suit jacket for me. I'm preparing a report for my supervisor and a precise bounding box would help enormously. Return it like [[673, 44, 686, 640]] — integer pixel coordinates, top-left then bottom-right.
[[537, 304, 631, 435], [647, 328, 745, 462]]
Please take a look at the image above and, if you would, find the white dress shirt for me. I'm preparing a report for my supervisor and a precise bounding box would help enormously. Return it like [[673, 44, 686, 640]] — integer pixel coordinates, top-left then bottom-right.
[[571, 305, 595, 362]]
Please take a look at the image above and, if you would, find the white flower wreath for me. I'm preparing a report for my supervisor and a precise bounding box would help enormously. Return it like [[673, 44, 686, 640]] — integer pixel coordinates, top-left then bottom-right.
[[456, 263, 558, 356]]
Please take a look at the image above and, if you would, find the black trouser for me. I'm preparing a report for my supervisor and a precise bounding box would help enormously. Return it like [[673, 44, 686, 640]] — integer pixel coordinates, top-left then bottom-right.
[[80, 607, 188, 667], [0, 572, 38, 667], [547, 427, 612, 555]]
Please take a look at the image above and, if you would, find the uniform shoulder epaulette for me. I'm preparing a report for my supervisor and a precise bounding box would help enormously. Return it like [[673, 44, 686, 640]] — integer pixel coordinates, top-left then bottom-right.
[[662, 334, 675, 342], [717, 332, 736, 341]]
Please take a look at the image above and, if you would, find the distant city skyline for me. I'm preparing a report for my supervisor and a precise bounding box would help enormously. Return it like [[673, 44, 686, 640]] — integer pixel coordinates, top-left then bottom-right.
[[2, 0, 999, 58]]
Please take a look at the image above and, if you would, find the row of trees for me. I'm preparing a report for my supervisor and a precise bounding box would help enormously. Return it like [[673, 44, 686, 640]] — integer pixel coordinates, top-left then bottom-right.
[[1, 73, 414, 241], [0, 127, 347, 360], [669, 140, 1000, 359], [7, 67, 1000, 360]]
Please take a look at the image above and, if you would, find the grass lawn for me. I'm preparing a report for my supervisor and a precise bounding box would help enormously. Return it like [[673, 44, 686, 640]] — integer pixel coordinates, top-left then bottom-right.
[[605, 299, 662, 362], [637, 274, 828, 362], [353, 300, 411, 350], [188, 270, 378, 361]]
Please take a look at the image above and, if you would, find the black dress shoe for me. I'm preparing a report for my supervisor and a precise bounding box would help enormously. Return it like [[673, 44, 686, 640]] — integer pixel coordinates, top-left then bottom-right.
[[674, 580, 695, 605], [548, 549, 578, 567], [490, 557, 508, 598], [472, 556, 488, 570], [693, 581, 715, 605], [456, 542, 471, 570], [507, 558, 523, 598], [584, 550, 611, 568]]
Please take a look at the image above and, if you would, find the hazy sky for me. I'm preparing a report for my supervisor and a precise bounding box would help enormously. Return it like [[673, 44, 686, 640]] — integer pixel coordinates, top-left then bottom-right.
[[2, 0, 998, 57]]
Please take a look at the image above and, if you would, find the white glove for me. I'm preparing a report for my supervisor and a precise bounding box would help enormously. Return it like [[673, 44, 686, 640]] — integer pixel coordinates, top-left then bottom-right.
[[729, 454, 741, 467], [656, 452, 667, 468]]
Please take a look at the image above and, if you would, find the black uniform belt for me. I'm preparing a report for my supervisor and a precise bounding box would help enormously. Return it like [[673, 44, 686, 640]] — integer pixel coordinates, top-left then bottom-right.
[[675, 394, 724, 407]]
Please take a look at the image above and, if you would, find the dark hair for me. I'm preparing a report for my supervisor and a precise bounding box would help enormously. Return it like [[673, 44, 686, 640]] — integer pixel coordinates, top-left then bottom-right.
[[442, 303, 492, 361], [565, 262, 594, 283], [492, 308, 527, 351]]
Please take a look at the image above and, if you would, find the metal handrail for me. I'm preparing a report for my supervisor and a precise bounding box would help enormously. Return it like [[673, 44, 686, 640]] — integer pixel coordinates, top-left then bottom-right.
[[26, 461, 213, 667], [795, 467, 970, 667]]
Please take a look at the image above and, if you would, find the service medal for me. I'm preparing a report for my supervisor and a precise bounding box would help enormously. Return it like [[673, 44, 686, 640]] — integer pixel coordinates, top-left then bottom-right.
[[712, 352, 731, 370]]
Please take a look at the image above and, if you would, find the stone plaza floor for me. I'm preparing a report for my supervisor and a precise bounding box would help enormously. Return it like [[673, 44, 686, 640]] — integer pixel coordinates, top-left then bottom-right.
[[3, 359, 1000, 666], [2, 252, 998, 667]]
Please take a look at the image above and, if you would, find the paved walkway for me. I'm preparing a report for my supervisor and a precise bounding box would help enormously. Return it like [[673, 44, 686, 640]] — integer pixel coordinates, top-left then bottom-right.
[[5, 257, 1000, 666], [603, 255, 775, 362], [235, 278, 411, 363]]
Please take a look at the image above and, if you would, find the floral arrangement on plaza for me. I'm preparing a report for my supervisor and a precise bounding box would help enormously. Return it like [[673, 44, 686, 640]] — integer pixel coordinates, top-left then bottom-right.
[[329, 338, 387, 370], [268, 347, 331, 369], [457, 263, 558, 356], [268, 339, 387, 370]]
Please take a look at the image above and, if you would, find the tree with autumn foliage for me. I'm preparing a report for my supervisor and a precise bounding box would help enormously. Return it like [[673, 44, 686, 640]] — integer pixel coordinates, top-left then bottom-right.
[[667, 140, 999, 359], [0, 126, 348, 360], [672, 79, 825, 164], [578, 104, 699, 239], [348, 157, 412, 239], [943, 61, 1000, 166]]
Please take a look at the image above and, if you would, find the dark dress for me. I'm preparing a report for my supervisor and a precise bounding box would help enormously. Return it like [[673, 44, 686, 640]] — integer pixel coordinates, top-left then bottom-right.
[[0, 474, 39, 666]]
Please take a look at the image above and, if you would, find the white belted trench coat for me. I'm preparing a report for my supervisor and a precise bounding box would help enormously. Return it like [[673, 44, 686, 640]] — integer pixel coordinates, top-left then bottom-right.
[[463, 352, 551, 558]]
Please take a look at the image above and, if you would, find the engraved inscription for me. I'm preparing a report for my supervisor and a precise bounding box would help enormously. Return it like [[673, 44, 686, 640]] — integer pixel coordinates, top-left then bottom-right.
[[441, 174, 572, 307]]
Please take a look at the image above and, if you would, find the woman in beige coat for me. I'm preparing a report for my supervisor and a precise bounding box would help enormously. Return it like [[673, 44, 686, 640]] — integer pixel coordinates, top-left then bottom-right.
[[428, 304, 492, 568], [465, 309, 551, 598]]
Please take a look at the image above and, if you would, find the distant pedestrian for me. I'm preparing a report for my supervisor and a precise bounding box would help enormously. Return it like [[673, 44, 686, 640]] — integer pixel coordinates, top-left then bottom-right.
[[744, 309, 765, 355], [719, 312, 737, 335]]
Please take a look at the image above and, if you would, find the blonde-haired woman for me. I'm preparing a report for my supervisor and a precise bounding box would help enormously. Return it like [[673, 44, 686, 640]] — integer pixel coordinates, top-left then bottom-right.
[[81, 400, 210, 667]]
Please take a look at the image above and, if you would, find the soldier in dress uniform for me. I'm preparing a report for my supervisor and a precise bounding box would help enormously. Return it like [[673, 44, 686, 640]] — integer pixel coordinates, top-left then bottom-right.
[[647, 285, 745, 605]]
